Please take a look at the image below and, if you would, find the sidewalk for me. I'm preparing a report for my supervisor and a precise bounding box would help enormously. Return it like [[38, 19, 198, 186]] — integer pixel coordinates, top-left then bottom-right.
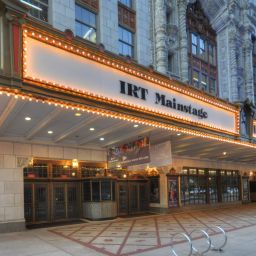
[[0, 204, 256, 256]]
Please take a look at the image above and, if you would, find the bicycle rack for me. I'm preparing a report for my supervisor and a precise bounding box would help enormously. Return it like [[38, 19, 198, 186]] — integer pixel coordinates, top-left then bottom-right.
[[170, 233, 193, 256], [205, 226, 227, 252], [170, 226, 227, 256], [189, 229, 211, 255]]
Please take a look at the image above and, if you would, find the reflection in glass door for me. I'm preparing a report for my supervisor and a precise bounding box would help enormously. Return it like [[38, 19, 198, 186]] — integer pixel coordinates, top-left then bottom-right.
[[53, 184, 66, 220], [35, 184, 48, 222]]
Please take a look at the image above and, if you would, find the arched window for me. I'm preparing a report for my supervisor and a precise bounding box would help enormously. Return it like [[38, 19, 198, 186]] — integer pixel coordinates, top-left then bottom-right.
[[186, 1, 218, 95]]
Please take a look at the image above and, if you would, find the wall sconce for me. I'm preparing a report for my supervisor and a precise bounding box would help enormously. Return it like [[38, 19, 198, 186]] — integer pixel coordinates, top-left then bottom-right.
[[28, 157, 34, 167], [72, 159, 79, 169]]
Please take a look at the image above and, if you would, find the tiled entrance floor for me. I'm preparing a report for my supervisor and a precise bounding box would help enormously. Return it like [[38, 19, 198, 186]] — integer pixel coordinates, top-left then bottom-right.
[[50, 204, 256, 256], [1, 204, 256, 256]]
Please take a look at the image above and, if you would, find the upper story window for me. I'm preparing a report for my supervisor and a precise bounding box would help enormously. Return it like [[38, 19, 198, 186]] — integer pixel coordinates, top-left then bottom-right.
[[119, 26, 134, 58], [118, 0, 132, 8], [187, 1, 218, 96], [75, 4, 97, 43], [20, 0, 48, 22]]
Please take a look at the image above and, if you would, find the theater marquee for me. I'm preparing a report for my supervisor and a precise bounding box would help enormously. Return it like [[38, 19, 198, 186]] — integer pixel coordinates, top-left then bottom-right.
[[22, 27, 239, 135]]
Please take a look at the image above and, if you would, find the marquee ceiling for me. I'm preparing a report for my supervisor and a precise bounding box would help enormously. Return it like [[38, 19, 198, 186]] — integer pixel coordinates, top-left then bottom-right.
[[0, 93, 255, 164]]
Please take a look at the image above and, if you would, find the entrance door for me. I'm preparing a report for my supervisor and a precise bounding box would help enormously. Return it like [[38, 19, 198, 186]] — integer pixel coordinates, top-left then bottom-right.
[[24, 183, 49, 223], [52, 182, 80, 221], [24, 181, 80, 224], [117, 180, 149, 216]]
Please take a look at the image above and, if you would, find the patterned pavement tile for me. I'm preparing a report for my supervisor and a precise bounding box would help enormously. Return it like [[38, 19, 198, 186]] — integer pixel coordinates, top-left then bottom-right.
[[50, 204, 256, 256]]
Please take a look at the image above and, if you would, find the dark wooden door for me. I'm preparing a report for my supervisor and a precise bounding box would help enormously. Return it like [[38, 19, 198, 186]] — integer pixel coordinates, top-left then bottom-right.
[[117, 180, 149, 216]]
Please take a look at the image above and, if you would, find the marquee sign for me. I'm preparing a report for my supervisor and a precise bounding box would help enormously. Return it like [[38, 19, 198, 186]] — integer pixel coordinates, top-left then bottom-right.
[[22, 27, 239, 135]]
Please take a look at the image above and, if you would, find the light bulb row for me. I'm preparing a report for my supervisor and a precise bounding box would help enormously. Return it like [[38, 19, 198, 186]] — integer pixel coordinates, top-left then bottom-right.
[[22, 27, 239, 115], [22, 28, 240, 135], [0, 87, 255, 150]]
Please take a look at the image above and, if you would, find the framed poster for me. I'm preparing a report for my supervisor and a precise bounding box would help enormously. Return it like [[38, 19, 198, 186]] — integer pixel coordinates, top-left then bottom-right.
[[168, 176, 179, 207]]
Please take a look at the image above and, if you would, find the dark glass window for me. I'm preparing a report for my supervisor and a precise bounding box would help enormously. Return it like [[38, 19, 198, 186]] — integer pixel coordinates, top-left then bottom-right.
[[192, 33, 198, 55], [208, 43, 216, 65], [101, 181, 111, 200], [75, 4, 97, 43], [201, 73, 208, 91], [221, 171, 240, 202], [24, 164, 48, 178], [119, 0, 132, 8], [209, 78, 216, 94], [187, 2, 218, 96], [92, 181, 100, 201], [83, 180, 115, 202], [149, 176, 160, 203], [192, 69, 199, 88], [22, 0, 48, 22], [199, 37, 206, 59], [119, 26, 134, 58]]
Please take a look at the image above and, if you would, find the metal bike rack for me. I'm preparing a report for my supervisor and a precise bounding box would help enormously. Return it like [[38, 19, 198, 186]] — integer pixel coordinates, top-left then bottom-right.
[[189, 229, 211, 255], [206, 226, 227, 252], [170, 233, 193, 256], [169, 226, 227, 256]]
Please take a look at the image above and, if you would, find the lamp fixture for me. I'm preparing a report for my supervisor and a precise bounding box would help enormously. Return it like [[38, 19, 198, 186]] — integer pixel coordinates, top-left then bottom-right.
[[72, 159, 79, 168], [89, 127, 95, 131], [99, 137, 104, 141], [25, 116, 31, 121], [75, 113, 81, 117], [48, 130, 53, 134], [223, 151, 227, 155], [133, 124, 139, 128]]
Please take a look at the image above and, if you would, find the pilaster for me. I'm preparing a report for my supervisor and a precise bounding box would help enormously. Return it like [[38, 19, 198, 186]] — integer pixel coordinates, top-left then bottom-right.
[[177, 0, 188, 82], [155, 0, 168, 74]]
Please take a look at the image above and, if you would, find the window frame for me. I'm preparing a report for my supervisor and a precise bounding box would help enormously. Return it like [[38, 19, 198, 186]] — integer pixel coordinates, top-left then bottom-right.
[[118, 25, 134, 58], [75, 3, 97, 43], [118, 0, 133, 9], [23, 0, 49, 22]]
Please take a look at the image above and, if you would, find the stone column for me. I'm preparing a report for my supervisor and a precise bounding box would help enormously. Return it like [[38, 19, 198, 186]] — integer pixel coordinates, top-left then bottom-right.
[[0, 142, 25, 233], [243, 37, 254, 103], [155, 0, 168, 74], [177, 0, 189, 83], [228, 24, 240, 102]]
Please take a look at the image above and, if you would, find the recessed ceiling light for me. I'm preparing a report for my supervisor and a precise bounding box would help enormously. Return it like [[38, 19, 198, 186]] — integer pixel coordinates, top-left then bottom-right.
[[89, 127, 95, 131], [223, 151, 227, 155], [25, 117, 31, 121], [75, 113, 81, 117], [133, 124, 139, 128], [48, 130, 53, 134], [99, 137, 104, 141], [177, 133, 181, 136]]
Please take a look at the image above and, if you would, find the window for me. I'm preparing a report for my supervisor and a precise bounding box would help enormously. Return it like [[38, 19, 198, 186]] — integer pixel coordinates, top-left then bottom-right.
[[187, 2, 218, 95], [75, 4, 97, 43], [192, 70, 199, 88], [149, 176, 160, 203], [208, 43, 216, 65], [191, 33, 197, 55], [201, 73, 208, 91], [119, 26, 134, 57], [119, 0, 132, 8], [83, 179, 116, 202], [199, 37, 206, 59], [209, 78, 216, 94], [21, 0, 48, 22]]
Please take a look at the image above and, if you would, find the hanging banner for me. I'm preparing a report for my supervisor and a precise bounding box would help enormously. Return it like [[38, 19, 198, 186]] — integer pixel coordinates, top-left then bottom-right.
[[108, 137, 150, 168]]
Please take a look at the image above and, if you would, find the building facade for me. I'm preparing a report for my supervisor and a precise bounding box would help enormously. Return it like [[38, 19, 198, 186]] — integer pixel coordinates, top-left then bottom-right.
[[0, 0, 256, 232]]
